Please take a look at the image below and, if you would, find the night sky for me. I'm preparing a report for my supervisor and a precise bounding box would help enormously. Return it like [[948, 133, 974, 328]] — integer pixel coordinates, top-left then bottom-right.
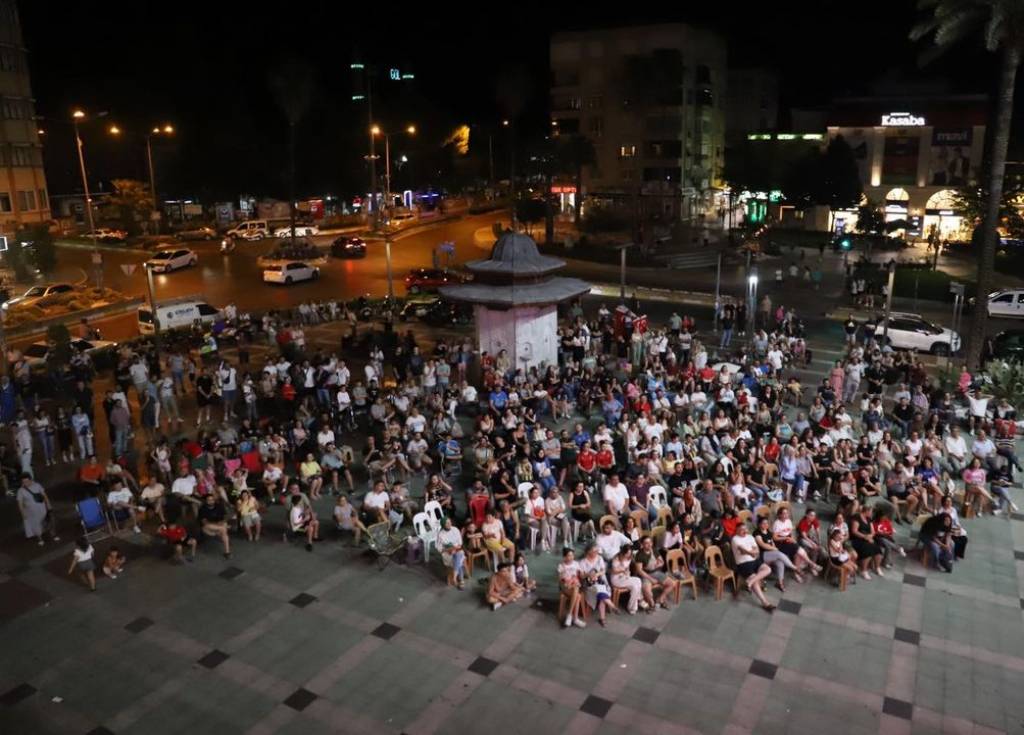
[[21, 2, 993, 204]]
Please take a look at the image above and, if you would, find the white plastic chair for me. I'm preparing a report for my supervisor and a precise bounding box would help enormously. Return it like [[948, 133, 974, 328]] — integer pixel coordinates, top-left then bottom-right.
[[517, 482, 534, 503], [413, 512, 438, 563], [648, 486, 668, 510], [423, 500, 444, 531]]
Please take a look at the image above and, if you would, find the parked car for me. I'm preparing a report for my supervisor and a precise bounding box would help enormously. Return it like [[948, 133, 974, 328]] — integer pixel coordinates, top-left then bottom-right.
[[273, 224, 319, 238], [866, 311, 961, 355], [403, 268, 466, 294], [399, 295, 441, 321], [263, 261, 319, 285], [987, 289, 1024, 318], [3, 282, 75, 309], [93, 227, 127, 242], [175, 226, 218, 241], [224, 220, 268, 240], [145, 248, 198, 273], [986, 329, 1024, 362], [330, 236, 366, 258], [22, 337, 117, 369], [421, 299, 473, 327]]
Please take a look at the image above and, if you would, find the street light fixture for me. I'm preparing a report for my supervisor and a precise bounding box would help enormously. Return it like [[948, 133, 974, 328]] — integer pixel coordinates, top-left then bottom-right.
[[373, 124, 416, 217], [746, 270, 759, 334], [71, 109, 97, 246], [107, 122, 176, 231]]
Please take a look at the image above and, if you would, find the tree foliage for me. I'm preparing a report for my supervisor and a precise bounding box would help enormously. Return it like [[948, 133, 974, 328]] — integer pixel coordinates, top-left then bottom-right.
[[856, 200, 885, 234], [912, 0, 1024, 370], [784, 136, 863, 211], [17, 224, 56, 274], [514, 197, 546, 235], [950, 180, 1024, 239], [103, 179, 153, 235]]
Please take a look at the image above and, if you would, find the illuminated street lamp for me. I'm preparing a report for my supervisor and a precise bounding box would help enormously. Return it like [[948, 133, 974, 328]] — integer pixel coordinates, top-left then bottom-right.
[[109, 122, 175, 230], [747, 271, 759, 333], [373, 124, 417, 216], [71, 109, 98, 245]]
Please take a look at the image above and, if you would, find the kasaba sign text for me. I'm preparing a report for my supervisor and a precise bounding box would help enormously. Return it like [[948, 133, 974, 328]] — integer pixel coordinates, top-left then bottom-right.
[[881, 112, 926, 127]]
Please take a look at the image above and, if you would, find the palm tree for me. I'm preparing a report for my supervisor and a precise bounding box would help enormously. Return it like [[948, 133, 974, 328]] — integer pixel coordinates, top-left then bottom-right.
[[269, 60, 314, 246], [911, 0, 1024, 370]]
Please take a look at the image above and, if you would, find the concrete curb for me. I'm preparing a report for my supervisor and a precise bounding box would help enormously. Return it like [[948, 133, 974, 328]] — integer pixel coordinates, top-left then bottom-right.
[[589, 282, 715, 306], [7, 296, 146, 340], [56, 239, 151, 256]]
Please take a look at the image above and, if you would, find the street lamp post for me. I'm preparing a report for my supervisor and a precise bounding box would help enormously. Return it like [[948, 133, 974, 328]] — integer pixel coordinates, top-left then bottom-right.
[[882, 261, 896, 344], [71, 110, 97, 245], [385, 235, 394, 301], [146, 125, 174, 232], [376, 125, 416, 219], [747, 270, 759, 336]]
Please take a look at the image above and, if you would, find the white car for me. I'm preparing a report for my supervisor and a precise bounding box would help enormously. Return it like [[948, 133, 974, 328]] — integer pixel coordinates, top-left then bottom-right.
[[263, 261, 319, 285], [273, 224, 319, 238], [4, 282, 76, 309], [868, 312, 961, 355], [22, 337, 117, 368], [987, 289, 1024, 318], [145, 248, 197, 273]]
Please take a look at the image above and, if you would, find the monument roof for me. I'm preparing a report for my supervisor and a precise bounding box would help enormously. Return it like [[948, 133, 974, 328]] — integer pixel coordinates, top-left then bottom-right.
[[465, 231, 565, 277]]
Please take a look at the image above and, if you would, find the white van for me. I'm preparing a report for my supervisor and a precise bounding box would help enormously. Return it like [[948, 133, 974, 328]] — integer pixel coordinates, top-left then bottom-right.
[[988, 289, 1024, 318], [138, 299, 220, 334], [224, 220, 269, 240]]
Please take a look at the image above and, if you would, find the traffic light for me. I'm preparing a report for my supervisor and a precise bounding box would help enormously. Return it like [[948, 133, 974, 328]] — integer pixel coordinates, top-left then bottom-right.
[[839, 237, 852, 250]]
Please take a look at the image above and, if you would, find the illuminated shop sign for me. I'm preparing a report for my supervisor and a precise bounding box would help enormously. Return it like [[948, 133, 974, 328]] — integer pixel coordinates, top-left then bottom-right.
[[881, 112, 926, 127]]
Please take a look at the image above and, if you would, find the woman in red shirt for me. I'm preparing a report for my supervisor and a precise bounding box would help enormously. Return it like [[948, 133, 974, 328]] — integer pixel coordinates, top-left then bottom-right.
[[871, 506, 904, 568]]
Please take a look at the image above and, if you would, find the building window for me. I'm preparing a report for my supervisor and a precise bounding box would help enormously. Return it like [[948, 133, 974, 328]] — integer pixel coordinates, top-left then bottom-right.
[[588, 117, 604, 137], [586, 95, 603, 109], [17, 190, 35, 211], [567, 96, 582, 110], [0, 193, 11, 213], [37, 188, 46, 209], [619, 144, 637, 158], [696, 65, 711, 84], [0, 49, 18, 73]]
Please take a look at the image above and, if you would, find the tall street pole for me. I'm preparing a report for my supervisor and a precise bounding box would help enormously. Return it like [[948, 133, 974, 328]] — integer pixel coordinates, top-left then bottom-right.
[[145, 134, 159, 235], [145, 265, 162, 362], [72, 116, 96, 245], [385, 234, 394, 300], [619, 245, 627, 302], [882, 262, 896, 344], [384, 133, 391, 216], [367, 76, 378, 231], [488, 133, 494, 193]]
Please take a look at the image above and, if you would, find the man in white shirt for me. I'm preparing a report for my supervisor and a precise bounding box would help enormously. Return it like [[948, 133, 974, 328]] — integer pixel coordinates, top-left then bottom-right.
[[362, 481, 391, 524], [129, 357, 149, 397], [603, 474, 629, 518], [140, 479, 166, 523], [595, 519, 631, 561], [971, 430, 998, 471], [170, 471, 201, 513], [405, 408, 427, 436], [766, 347, 784, 372], [107, 479, 142, 533], [316, 426, 335, 449], [406, 432, 432, 474], [944, 426, 968, 474]]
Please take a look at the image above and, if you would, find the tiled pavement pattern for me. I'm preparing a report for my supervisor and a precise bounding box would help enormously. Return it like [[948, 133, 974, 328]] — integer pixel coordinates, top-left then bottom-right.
[[2, 320, 1024, 733], [1, 498, 1023, 735]]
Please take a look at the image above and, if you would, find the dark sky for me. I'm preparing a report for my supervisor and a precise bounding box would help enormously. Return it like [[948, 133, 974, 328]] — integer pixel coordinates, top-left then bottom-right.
[[20, 1, 993, 203]]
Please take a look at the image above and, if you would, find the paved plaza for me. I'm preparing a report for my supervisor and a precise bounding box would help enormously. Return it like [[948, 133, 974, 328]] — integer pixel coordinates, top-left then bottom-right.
[[1, 315, 1024, 735], [1, 470, 1023, 735]]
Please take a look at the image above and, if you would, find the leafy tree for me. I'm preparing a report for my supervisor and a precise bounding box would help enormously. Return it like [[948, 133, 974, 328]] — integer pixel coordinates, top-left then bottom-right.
[[17, 224, 56, 274], [723, 140, 776, 195], [514, 197, 546, 236], [269, 59, 314, 244], [104, 179, 153, 235], [856, 200, 885, 234], [784, 136, 863, 211], [950, 180, 1024, 239], [2, 236, 29, 281], [912, 0, 1024, 370], [557, 134, 597, 227]]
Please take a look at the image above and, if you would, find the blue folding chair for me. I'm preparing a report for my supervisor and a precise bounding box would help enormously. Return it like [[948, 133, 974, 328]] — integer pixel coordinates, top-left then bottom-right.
[[76, 497, 112, 543]]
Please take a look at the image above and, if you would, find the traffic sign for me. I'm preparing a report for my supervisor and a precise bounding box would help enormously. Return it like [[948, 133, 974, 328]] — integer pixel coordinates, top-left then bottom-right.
[[120, 264, 137, 276]]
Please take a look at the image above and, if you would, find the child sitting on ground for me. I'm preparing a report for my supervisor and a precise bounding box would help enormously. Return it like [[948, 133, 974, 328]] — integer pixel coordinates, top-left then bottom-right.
[[102, 546, 127, 579], [486, 562, 525, 611]]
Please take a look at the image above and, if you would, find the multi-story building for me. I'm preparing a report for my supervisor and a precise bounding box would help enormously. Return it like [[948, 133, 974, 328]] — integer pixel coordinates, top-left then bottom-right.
[[726, 68, 779, 140], [826, 95, 987, 240], [549, 24, 726, 222], [0, 0, 48, 236]]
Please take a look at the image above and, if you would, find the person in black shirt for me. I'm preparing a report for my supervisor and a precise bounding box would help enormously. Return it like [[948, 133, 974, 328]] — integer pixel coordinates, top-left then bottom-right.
[[198, 494, 231, 558], [890, 397, 915, 439]]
